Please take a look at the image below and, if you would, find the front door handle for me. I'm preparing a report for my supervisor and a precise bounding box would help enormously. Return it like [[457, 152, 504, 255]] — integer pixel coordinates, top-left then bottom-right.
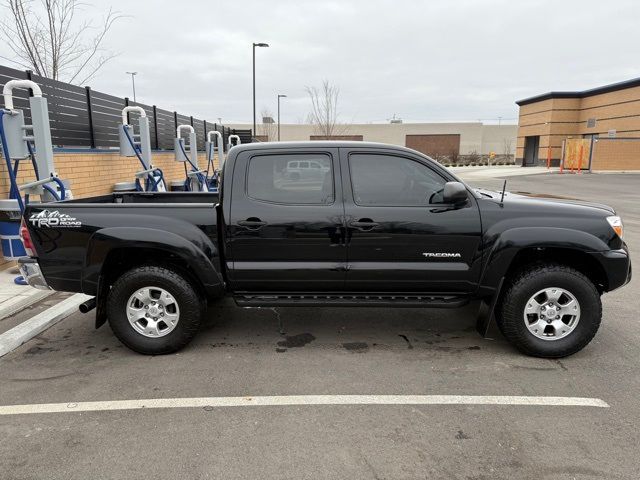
[[237, 218, 267, 230], [349, 218, 379, 231]]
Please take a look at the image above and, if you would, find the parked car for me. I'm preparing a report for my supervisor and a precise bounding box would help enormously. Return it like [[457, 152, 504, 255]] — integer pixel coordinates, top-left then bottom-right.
[[283, 159, 330, 181], [19, 141, 631, 357]]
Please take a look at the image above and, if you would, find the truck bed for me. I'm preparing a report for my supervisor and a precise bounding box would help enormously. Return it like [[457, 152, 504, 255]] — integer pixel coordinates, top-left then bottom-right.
[[62, 191, 219, 205], [24, 191, 221, 294]]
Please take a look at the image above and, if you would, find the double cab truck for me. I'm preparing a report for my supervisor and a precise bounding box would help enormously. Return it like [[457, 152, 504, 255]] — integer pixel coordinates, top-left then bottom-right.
[[19, 141, 631, 357]]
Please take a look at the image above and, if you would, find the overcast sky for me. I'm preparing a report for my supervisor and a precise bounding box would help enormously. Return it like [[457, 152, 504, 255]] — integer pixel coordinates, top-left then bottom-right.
[[3, 0, 640, 124]]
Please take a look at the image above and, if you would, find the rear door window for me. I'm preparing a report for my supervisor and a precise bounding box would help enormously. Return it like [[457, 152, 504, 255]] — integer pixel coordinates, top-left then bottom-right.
[[247, 154, 334, 205]]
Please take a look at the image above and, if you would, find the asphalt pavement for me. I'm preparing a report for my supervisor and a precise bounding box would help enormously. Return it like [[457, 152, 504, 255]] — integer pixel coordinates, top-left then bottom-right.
[[0, 171, 638, 480]]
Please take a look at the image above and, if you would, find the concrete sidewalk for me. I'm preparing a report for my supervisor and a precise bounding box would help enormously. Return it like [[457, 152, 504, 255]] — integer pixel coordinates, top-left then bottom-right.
[[449, 165, 558, 180], [0, 266, 53, 322], [0, 264, 85, 357]]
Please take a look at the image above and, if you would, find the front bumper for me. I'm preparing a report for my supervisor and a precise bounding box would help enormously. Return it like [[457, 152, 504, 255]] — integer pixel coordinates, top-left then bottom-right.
[[589, 247, 632, 291], [18, 258, 51, 290]]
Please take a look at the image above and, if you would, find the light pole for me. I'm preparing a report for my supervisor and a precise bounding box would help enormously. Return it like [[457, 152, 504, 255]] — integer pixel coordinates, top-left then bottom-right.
[[252, 42, 269, 140], [126, 71, 138, 102], [277, 94, 287, 141]]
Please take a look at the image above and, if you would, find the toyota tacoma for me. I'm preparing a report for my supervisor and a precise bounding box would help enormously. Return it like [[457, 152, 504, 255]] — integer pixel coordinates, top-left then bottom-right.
[[18, 141, 631, 357]]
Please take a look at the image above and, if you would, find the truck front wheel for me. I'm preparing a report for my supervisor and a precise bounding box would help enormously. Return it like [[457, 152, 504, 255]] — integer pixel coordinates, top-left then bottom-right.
[[107, 265, 204, 354], [497, 264, 602, 358]]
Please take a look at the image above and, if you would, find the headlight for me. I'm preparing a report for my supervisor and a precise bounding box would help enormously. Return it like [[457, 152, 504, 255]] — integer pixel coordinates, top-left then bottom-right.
[[606, 216, 624, 239]]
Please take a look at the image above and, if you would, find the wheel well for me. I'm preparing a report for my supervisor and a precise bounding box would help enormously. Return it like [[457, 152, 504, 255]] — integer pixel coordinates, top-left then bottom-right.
[[100, 247, 207, 297], [504, 247, 608, 292]]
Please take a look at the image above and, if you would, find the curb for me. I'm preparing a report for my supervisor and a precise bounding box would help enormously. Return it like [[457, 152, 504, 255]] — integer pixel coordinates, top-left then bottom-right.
[[0, 293, 91, 358], [0, 290, 56, 322]]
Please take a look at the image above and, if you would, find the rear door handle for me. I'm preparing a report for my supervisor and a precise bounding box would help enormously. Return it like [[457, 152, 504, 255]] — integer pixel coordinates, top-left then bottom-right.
[[237, 218, 267, 229], [349, 219, 379, 231]]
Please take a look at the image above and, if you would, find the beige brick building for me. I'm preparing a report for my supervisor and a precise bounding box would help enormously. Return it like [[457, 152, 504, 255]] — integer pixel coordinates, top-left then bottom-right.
[[233, 122, 518, 159], [516, 78, 640, 170]]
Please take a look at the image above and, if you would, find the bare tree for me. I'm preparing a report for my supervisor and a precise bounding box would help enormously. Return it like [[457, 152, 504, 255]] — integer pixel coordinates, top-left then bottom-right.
[[0, 0, 122, 84], [306, 79, 345, 137], [502, 137, 514, 163], [448, 147, 459, 165], [259, 108, 277, 141]]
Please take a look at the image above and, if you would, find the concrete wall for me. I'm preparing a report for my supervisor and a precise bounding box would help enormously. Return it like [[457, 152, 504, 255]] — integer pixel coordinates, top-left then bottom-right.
[[231, 122, 517, 156]]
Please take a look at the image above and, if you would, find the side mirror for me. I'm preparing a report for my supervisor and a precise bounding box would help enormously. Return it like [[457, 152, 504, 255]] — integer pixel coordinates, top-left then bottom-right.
[[443, 181, 468, 204]]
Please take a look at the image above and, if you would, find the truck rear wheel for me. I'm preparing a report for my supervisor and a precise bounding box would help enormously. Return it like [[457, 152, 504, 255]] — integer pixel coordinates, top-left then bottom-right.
[[497, 264, 602, 358], [107, 265, 204, 354]]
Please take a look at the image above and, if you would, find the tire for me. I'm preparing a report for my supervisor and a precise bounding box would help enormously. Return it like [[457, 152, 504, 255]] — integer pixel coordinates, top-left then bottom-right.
[[497, 264, 602, 358], [107, 265, 204, 355]]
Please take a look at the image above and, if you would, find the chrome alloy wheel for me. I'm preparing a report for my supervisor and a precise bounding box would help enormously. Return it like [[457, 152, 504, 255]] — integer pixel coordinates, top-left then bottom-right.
[[523, 287, 581, 341], [126, 287, 180, 338]]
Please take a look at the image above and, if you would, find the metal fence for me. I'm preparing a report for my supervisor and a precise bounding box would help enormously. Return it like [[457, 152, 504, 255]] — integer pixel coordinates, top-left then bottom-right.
[[0, 65, 253, 151]]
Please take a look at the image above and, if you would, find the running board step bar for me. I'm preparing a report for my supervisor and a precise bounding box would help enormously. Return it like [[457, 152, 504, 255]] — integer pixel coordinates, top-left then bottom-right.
[[234, 293, 469, 308]]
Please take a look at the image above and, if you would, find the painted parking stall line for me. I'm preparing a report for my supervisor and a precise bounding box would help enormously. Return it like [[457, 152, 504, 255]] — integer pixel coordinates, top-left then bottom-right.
[[0, 395, 609, 416]]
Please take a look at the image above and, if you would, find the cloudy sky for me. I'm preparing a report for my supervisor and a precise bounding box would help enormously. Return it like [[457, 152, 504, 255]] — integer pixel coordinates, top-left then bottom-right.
[[3, 0, 640, 125]]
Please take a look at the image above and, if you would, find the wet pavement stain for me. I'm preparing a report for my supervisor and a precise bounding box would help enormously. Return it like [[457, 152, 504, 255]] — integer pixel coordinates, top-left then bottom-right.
[[10, 372, 76, 382], [276, 333, 316, 351], [398, 334, 414, 349], [24, 346, 58, 355], [555, 359, 569, 371], [342, 342, 369, 353]]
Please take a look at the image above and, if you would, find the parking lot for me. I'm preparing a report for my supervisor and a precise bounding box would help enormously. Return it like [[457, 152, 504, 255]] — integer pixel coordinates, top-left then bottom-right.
[[0, 171, 638, 479]]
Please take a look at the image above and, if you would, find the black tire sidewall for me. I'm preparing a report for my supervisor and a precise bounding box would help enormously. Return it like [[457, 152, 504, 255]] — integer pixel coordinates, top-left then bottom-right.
[[501, 267, 601, 358], [107, 266, 203, 354]]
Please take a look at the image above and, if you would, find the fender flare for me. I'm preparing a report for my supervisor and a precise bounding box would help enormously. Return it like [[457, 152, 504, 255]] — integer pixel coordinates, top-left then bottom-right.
[[479, 226, 609, 293], [82, 226, 225, 297], [475, 227, 609, 337]]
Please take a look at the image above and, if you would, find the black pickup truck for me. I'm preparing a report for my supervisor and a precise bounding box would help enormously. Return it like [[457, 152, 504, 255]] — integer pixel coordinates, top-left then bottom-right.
[[19, 141, 631, 357]]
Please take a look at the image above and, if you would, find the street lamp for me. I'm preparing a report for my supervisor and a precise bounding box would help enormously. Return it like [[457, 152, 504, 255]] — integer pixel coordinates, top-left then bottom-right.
[[277, 94, 287, 141], [126, 71, 138, 103], [252, 42, 269, 140]]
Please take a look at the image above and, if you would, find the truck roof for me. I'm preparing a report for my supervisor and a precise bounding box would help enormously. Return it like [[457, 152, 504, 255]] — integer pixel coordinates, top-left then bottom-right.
[[232, 140, 419, 153]]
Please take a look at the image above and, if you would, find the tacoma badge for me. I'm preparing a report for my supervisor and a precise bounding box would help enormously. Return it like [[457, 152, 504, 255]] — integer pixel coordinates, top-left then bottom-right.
[[422, 252, 462, 258]]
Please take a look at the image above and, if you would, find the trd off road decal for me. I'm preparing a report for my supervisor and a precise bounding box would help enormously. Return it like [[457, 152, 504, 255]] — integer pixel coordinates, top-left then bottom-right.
[[29, 210, 81, 228]]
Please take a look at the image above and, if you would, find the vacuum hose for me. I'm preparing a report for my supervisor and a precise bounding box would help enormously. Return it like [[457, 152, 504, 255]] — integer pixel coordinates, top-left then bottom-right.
[[26, 142, 64, 201], [0, 110, 25, 212], [2, 110, 66, 211], [178, 140, 206, 191], [122, 125, 166, 192]]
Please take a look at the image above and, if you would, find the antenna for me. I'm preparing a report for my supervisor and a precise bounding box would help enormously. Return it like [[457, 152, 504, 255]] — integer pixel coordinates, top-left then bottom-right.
[[500, 179, 507, 205]]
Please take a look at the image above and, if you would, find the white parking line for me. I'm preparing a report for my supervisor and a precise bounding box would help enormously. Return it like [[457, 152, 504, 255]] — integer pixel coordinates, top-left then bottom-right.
[[0, 395, 609, 416]]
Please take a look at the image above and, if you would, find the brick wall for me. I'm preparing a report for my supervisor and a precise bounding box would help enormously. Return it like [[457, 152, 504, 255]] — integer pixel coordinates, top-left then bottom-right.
[[405, 134, 461, 157], [590, 138, 640, 171], [0, 150, 220, 269]]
